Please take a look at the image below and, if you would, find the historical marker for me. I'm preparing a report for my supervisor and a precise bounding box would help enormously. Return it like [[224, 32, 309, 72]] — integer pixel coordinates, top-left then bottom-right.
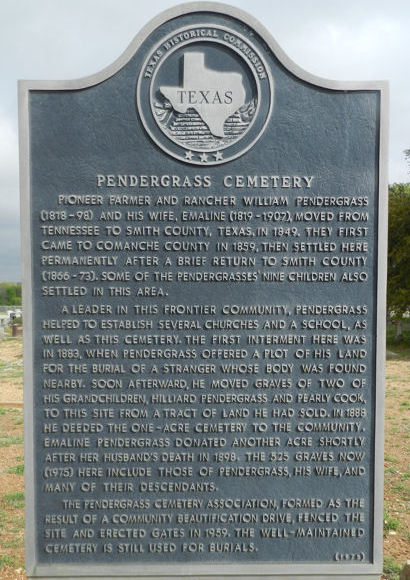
[[19, 3, 388, 579]]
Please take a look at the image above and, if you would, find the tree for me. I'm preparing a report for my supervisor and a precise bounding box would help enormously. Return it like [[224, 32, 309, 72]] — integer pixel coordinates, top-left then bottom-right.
[[405, 149, 410, 173], [387, 183, 410, 338], [0, 282, 22, 306]]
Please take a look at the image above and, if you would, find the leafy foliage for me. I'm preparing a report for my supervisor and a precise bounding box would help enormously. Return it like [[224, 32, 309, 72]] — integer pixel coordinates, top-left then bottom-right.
[[0, 282, 22, 306], [387, 183, 410, 320], [404, 149, 410, 172]]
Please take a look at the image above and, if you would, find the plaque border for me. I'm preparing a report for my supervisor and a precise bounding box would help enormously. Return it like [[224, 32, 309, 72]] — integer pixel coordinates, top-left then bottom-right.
[[19, 2, 388, 578]]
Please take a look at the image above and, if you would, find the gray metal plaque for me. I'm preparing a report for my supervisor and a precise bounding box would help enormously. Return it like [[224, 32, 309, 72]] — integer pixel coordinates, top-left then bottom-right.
[[19, 3, 388, 579]]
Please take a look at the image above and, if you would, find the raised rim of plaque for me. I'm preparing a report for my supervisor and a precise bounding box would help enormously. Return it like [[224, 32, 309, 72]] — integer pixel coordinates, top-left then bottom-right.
[[19, 2, 388, 578]]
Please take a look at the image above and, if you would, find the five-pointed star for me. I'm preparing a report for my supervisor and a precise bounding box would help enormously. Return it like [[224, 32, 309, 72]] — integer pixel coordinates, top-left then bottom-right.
[[213, 151, 223, 161], [200, 153, 208, 163], [184, 150, 194, 160]]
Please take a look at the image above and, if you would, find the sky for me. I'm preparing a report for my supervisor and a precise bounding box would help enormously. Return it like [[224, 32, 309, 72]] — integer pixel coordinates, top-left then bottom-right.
[[1, 0, 409, 282]]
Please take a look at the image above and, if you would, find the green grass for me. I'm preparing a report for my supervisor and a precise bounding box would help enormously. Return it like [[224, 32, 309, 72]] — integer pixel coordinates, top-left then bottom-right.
[[0, 509, 6, 530], [0, 554, 17, 568], [8, 514, 24, 533], [2, 491, 24, 509], [385, 466, 397, 474], [383, 503, 401, 536], [392, 482, 405, 493], [0, 360, 22, 368], [383, 556, 403, 579], [384, 512, 400, 534], [0, 435, 23, 448], [393, 480, 410, 501], [11, 410, 23, 425], [6, 463, 24, 475], [2, 537, 24, 548], [0, 369, 23, 379]]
